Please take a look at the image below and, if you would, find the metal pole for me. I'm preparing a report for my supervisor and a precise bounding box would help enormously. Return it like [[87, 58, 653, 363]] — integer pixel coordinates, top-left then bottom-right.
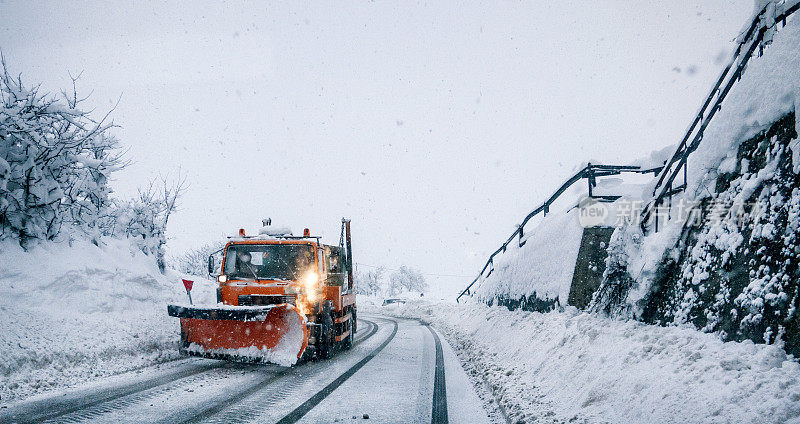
[[344, 219, 354, 291]]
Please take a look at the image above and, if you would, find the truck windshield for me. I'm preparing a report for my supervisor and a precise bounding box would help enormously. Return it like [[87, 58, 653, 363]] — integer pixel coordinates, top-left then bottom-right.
[[224, 244, 315, 281]]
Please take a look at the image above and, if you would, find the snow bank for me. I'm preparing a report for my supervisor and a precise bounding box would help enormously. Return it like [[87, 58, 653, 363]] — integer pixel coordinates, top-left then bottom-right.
[[0, 238, 215, 403], [385, 300, 800, 423], [472, 209, 585, 304]]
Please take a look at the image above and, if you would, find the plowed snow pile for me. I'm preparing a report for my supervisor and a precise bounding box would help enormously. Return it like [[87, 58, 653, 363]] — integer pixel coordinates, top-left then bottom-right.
[[0, 238, 213, 403], [385, 300, 800, 424]]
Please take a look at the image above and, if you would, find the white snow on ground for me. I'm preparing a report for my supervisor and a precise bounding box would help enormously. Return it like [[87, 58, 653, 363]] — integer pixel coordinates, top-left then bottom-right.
[[0, 238, 216, 403], [386, 299, 800, 424]]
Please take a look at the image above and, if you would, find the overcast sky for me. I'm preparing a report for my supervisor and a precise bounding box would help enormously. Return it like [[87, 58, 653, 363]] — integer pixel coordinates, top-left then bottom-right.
[[2, 0, 753, 298]]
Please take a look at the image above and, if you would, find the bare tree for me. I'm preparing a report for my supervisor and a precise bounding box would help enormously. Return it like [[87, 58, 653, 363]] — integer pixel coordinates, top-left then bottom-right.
[[100, 173, 188, 272]]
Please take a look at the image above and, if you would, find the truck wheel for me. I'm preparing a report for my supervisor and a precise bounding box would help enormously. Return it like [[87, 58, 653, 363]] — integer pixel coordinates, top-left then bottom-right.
[[343, 315, 354, 350], [318, 314, 334, 359]]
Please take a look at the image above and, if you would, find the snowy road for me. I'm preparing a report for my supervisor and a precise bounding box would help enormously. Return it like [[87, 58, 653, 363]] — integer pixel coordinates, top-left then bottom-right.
[[1, 315, 492, 424]]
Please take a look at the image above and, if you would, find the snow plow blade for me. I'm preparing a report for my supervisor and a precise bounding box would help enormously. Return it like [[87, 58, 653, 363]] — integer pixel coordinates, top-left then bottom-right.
[[167, 303, 308, 366]]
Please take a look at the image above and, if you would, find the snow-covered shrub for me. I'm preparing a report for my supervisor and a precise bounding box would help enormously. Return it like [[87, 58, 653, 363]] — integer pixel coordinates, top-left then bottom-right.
[[0, 60, 123, 245], [174, 241, 225, 277], [99, 177, 187, 272], [388, 265, 427, 295], [355, 266, 385, 296], [0, 59, 187, 270], [590, 226, 640, 317]]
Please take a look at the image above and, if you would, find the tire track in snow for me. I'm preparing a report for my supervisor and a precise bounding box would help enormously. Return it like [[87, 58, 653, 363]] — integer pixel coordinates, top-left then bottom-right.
[[173, 318, 382, 424], [424, 323, 448, 424], [2, 359, 226, 424], [4, 320, 378, 424], [273, 318, 398, 424]]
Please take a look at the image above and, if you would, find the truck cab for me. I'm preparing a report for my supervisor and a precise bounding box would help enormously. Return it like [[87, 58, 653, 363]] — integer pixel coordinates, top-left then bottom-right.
[[208, 222, 356, 358]]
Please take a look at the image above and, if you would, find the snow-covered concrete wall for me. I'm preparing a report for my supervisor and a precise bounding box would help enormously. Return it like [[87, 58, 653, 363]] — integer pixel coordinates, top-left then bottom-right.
[[609, 112, 800, 355], [568, 226, 615, 309], [472, 209, 586, 310], [596, 13, 800, 356]]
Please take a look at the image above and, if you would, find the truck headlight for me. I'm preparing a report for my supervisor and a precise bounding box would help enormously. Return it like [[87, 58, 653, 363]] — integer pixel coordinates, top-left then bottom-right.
[[302, 271, 319, 291], [218, 275, 228, 283]]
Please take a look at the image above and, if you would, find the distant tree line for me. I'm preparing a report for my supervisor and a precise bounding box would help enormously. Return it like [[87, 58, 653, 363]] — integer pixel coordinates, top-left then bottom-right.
[[355, 265, 427, 297], [174, 242, 226, 277]]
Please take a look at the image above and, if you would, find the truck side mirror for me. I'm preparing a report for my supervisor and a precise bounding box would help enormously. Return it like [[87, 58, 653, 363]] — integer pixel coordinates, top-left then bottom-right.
[[208, 255, 215, 275]]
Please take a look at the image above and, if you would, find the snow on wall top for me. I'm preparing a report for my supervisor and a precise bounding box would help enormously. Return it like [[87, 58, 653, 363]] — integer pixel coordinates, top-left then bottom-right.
[[472, 208, 585, 303]]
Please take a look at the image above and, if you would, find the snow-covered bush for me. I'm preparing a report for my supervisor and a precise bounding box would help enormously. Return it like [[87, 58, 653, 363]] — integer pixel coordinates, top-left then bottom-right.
[[99, 177, 187, 272], [0, 60, 123, 245], [0, 60, 186, 272], [174, 241, 225, 277], [590, 226, 640, 317], [355, 266, 385, 296]]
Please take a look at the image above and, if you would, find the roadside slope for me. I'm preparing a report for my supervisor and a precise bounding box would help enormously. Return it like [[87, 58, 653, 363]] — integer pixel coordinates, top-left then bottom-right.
[[388, 300, 800, 424], [0, 238, 214, 403]]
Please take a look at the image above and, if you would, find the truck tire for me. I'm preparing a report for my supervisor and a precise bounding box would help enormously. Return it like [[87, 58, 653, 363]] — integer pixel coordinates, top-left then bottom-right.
[[342, 311, 354, 350], [318, 312, 334, 359]]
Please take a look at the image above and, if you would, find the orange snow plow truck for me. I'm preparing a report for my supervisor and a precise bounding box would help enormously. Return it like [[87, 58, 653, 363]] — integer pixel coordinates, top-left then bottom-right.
[[167, 219, 356, 365]]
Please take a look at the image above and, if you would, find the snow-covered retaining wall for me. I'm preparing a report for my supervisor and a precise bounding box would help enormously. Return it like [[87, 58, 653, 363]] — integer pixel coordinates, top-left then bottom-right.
[[595, 12, 800, 356], [600, 112, 800, 356], [471, 210, 586, 311]]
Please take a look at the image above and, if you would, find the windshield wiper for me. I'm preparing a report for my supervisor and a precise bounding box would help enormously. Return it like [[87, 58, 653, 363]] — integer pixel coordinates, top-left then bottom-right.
[[277, 257, 300, 281], [239, 264, 258, 280]]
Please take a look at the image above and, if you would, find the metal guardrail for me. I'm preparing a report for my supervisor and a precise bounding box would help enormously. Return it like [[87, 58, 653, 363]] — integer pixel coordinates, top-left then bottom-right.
[[455, 163, 660, 302], [456, 1, 800, 302], [641, 0, 800, 232]]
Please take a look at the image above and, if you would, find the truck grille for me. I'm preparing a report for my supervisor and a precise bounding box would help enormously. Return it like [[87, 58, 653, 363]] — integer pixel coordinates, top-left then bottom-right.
[[238, 294, 296, 306]]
